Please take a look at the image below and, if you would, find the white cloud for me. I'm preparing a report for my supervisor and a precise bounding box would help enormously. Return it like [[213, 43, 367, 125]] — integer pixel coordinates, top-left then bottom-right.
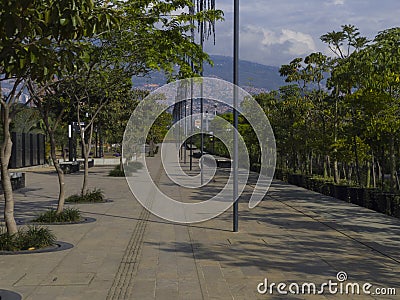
[[261, 28, 317, 55], [331, 0, 345, 5], [204, 0, 400, 66]]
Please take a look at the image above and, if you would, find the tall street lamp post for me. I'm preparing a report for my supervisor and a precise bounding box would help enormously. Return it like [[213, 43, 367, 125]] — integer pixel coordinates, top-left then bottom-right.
[[233, 0, 239, 232]]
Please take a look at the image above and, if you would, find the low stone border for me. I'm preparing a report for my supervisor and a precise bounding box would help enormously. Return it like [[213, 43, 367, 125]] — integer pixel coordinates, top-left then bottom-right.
[[0, 289, 22, 300], [17, 217, 96, 226], [0, 241, 73, 256]]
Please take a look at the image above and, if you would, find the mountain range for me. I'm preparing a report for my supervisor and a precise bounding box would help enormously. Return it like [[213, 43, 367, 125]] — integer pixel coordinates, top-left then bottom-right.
[[1, 56, 288, 102], [132, 55, 288, 94]]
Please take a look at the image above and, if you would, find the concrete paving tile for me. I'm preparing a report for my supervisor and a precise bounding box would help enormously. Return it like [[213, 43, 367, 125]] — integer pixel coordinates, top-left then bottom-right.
[[14, 272, 95, 287], [24, 286, 66, 300], [13, 273, 48, 287], [178, 278, 203, 299], [3, 152, 400, 300], [128, 279, 156, 298]]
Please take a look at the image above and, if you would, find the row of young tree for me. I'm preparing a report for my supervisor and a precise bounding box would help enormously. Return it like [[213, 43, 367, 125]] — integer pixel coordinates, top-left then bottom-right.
[[253, 25, 400, 192], [0, 0, 223, 235], [203, 25, 399, 193]]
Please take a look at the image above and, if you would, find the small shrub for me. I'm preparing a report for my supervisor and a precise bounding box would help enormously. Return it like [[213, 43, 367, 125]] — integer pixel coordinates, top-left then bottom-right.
[[0, 226, 14, 251], [66, 188, 105, 203], [124, 161, 143, 173], [0, 225, 56, 251], [32, 208, 82, 223], [108, 162, 144, 176], [109, 165, 125, 177]]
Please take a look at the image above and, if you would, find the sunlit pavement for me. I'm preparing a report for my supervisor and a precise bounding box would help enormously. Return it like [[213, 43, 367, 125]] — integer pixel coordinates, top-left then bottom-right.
[[1, 147, 400, 299]]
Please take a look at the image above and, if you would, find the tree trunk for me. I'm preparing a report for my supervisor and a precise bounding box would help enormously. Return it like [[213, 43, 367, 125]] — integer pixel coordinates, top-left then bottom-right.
[[333, 160, 339, 184], [0, 104, 17, 235], [327, 155, 332, 178], [80, 123, 94, 195], [82, 153, 89, 195], [80, 142, 89, 195], [38, 100, 67, 214], [48, 130, 66, 214], [372, 153, 376, 188], [377, 160, 383, 189], [348, 164, 353, 184], [149, 139, 155, 157], [353, 136, 361, 186], [390, 135, 396, 193], [342, 163, 347, 181], [119, 151, 123, 171], [366, 161, 371, 188], [62, 143, 67, 161], [333, 95, 340, 184]]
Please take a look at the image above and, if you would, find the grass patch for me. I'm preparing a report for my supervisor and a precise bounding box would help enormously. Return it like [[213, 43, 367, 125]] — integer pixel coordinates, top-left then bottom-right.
[[0, 225, 56, 251], [32, 208, 82, 223], [66, 188, 105, 203]]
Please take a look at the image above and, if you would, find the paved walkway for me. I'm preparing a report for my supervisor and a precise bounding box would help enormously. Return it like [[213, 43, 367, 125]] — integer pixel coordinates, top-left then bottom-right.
[[1, 147, 400, 299]]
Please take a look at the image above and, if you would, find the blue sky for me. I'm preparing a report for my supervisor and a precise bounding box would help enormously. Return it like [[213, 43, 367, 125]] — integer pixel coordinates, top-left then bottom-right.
[[203, 0, 400, 66]]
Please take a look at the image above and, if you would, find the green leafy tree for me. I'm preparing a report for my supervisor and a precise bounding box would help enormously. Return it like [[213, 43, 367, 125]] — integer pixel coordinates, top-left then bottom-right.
[[346, 28, 400, 190], [0, 0, 118, 234], [147, 112, 173, 156], [279, 53, 330, 176], [322, 24, 369, 184], [101, 89, 145, 169], [30, 83, 72, 214]]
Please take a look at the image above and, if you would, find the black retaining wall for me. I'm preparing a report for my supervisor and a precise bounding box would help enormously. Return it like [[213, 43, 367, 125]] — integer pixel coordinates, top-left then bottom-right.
[[10, 132, 45, 169]]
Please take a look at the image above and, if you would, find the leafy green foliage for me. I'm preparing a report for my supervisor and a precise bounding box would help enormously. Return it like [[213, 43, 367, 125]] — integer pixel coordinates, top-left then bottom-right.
[[124, 161, 144, 174], [108, 162, 144, 176], [107, 0, 223, 80], [109, 165, 125, 177], [0, 225, 56, 251], [32, 208, 82, 223], [147, 112, 173, 145], [66, 189, 105, 203], [0, 0, 120, 81], [10, 105, 43, 134], [272, 24, 400, 190]]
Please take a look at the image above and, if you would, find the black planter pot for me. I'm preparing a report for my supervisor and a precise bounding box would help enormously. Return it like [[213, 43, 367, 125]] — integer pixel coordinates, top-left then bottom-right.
[[287, 174, 294, 184], [391, 195, 400, 218], [298, 175, 305, 188], [326, 183, 335, 197], [319, 182, 330, 196], [273, 169, 280, 180], [364, 189, 378, 210], [289, 174, 301, 186], [315, 180, 324, 193], [374, 193, 389, 214], [348, 187, 363, 206], [357, 188, 366, 206], [304, 176, 311, 190], [384, 193, 396, 216], [334, 185, 349, 202]]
